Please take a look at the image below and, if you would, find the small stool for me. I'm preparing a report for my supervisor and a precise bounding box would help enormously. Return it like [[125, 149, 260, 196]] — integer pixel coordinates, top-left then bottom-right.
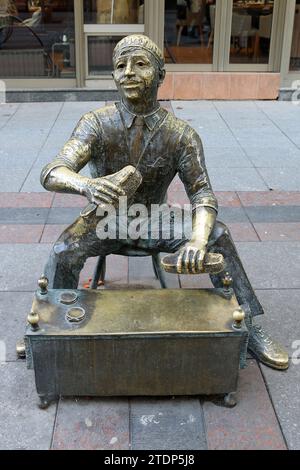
[[91, 248, 167, 289]]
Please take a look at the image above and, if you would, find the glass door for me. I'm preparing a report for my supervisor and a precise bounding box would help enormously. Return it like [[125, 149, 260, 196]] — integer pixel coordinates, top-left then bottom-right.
[[289, 0, 300, 72], [224, 0, 280, 71], [83, 0, 145, 79]]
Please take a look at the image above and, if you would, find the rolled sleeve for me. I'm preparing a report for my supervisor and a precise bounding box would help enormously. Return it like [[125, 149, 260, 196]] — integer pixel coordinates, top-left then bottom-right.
[[177, 126, 218, 214], [40, 111, 100, 187]]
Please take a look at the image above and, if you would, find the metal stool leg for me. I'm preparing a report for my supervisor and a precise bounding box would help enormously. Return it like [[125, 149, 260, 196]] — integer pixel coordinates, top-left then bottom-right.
[[152, 254, 167, 289], [91, 256, 106, 289]]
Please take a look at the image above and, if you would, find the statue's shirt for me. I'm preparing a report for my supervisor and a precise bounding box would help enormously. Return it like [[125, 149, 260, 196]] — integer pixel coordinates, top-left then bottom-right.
[[41, 102, 218, 212]]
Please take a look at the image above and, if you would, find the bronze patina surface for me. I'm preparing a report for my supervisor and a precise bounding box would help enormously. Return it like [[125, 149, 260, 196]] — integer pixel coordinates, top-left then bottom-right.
[[26, 288, 248, 408], [20, 34, 291, 412]]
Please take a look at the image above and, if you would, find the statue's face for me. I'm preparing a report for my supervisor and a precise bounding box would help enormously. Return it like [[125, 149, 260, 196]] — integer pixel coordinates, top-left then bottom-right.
[[113, 49, 159, 102]]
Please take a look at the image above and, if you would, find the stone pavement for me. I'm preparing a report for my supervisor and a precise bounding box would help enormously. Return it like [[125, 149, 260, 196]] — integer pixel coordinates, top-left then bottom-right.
[[0, 100, 300, 450]]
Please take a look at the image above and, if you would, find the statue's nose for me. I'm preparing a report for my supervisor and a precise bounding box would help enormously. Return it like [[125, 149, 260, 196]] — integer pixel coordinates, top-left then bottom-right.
[[125, 61, 135, 77]]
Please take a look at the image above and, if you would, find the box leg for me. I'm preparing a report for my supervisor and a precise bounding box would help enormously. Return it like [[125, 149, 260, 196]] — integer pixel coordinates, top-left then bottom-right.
[[223, 392, 237, 408], [38, 394, 57, 410]]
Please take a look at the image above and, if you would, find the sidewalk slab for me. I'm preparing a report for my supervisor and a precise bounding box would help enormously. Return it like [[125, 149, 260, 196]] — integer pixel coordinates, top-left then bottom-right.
[[261, 364, 300, 450], [254, 222, 300, 241], [0, 170, 29, 192], [0, 362, 56, 450], [0, 208, 49, 224], [0, 225, 44, 243], [52, 398, 129, 450], [236, 241, 300, 289], [0, 244, 52, 291], [245, 206, 300, 223], [203, 360, 286, 450], [209, 168, 268, 191], [130, 398, 206, 450], [0, 193, 53, 208], [238, 191, 300, 207], [0, 291, 33, 361], [255, 289, 300, 357], [257, 168, 300, 191]]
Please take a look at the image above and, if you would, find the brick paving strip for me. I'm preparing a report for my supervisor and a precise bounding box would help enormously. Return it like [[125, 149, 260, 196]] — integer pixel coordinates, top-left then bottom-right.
[[1, 192, 300, 244]]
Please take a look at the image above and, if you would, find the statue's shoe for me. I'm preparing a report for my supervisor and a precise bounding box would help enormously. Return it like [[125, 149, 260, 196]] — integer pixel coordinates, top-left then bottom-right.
[[248, 325, 289, 370]]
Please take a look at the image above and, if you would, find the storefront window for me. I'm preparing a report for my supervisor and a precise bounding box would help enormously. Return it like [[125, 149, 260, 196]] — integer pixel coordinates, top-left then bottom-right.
[[0, 0, 75, 78], [229, 0, 274, 65], [164, 0, 216, 64], [84, 0, 144, 24], [290, 0, 300, 71], [88, 35, 123, 75]]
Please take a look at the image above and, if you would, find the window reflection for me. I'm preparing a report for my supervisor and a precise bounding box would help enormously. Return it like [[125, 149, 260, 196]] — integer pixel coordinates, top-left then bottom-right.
[[164, 0, 216, 64], [290, 0, 300, 71], [84, 0, 144, 25], [88, 35, 124, 75], [0, 0, 75, 78], [230, 0, 274, 64]]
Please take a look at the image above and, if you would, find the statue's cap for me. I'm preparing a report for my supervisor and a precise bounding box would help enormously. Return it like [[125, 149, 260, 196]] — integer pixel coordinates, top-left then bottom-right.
[[113, 35, 164, 69]]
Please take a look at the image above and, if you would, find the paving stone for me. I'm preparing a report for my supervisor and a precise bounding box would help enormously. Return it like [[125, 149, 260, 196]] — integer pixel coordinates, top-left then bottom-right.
[[79, 254, 129, 289], [238, 135, 292, 149], [245, 147, 300, 168], [179, 274, 213, 289], [130, 398, 206, 450], [129, 255, 180, 288], [20, 169, 47, 193], [204, 148, 253, 168], [0, 136, 45, 154], [40, 224, 68, 243], [0, 362, 56, 450], [260, 363, 300, 450], [0, 208, 49, 224], [254, 223, 300, 241], [47, 207, 82, 224], [0, 244, 52, 291], [168, 176, 185, 192], [52, 397, 129, 450], [0, 170, 28, 192], [52, 193, 87, 208], [201, 134, 239, 148], [50, 120, 79, 136], [254, 289, 300, 357], [0, 153, 38, 170], [168, 191, 242, 208], [235, 241, 300, 289], [215, 192, 241, 207], [160, 101, 174, 114], [79, 256, 99, 288], [217, 207, 249, 223], [0, 193, 53, 208], [32, 153, 59, 171], [0, 291, 33, 361], [238, 191, 300, 207], [60, 101, 105, 120], [245, 206, 300, 223], [227, 222, 259, 242], [167, 191, 189, 206], [0, 225, 44, 243], [208, 168, 268, 191], [203, 360, 286, 450], [257, 168, 300, 191]]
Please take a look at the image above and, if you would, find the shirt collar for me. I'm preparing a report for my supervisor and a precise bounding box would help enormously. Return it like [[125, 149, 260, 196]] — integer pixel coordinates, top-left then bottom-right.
[[117, 101, 166, 131]]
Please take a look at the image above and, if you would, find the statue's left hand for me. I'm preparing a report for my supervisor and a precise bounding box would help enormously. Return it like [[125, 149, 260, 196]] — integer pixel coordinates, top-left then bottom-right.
[[176, 241, 208, 274]]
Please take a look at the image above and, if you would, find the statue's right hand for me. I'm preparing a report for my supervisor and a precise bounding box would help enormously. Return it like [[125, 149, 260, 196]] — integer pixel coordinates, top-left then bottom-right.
[[83, 177, 125, 206]]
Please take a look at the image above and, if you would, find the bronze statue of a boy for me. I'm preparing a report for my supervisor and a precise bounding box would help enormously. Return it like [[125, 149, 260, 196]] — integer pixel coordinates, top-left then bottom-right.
[[41, 34, 288, 371]]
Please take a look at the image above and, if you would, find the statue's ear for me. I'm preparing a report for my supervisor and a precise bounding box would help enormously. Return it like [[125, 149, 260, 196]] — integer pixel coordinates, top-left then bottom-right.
[[158, 69, 166, 87]]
